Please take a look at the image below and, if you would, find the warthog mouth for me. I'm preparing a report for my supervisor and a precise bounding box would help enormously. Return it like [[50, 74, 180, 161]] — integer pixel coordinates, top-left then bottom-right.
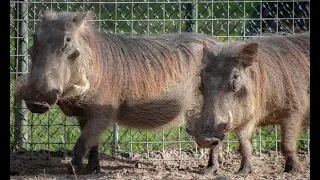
[[193, 131, 226, 149], [187, 127, 225, 149], [25, 100, 51, 114], [195, 136, 223, 149], [24, 87, 63, 114]]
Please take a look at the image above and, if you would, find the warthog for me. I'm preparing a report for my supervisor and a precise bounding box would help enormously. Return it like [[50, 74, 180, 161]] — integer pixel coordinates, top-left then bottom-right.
[[189, 32, 310, 174], [14, 10, 224, 175]]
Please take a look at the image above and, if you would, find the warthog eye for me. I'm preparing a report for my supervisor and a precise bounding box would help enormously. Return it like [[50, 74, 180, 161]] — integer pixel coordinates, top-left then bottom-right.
[[230, 69, 241, 92], [62, 35, 73, 52], [65, 35, 72, 43]]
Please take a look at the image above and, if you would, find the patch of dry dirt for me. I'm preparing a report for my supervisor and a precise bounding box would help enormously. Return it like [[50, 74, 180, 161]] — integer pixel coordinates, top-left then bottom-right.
[[10, 150, 310, 180]]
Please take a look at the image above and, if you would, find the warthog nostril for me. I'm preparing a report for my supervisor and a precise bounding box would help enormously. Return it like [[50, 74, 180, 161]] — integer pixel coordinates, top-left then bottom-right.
[[210, 139, 220, 147], [201, 137, 221, 148], [25, 101, 51, 114]]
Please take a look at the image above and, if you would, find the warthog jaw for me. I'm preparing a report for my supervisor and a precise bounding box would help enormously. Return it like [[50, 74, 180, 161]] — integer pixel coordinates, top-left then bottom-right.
[[61, 75, 90, 99]]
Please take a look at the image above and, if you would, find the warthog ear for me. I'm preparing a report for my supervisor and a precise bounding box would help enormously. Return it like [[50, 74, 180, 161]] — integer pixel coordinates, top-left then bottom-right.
[[73, 11, 88, 27], [202, 42, 212, 65], [238, 42, 259, 68], [42, 10, 58, 21]]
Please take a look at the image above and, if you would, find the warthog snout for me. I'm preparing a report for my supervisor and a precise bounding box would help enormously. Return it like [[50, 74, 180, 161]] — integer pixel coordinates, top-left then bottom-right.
[[25, 101, 51, 114], [193, 111, 233, 149], [24, 87, 62, 114], [195, 134, 225, 149]]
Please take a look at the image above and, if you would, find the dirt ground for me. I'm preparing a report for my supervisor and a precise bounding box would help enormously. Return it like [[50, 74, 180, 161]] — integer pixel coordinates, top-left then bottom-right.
[[10, 150, 310, 180]]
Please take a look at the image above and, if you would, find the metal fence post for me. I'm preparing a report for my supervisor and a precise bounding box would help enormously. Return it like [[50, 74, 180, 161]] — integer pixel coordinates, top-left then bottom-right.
[[185, 1, 197, 32], [13, 0, 29, 149], [8, 0, 310, 156], [113, 123, 119, 155]]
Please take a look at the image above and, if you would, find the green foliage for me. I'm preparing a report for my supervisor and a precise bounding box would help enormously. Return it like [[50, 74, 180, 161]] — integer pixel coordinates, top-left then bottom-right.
[[222, 126, 309, 153]]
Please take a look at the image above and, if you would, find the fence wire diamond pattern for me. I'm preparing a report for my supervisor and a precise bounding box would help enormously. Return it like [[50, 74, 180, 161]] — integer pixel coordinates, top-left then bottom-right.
[[10, 0, 310, 159]]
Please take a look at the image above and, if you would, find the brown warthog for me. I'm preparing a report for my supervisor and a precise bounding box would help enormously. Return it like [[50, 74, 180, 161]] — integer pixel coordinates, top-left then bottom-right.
[[14, 10, 224, 175], [190, 32, 310, 174]]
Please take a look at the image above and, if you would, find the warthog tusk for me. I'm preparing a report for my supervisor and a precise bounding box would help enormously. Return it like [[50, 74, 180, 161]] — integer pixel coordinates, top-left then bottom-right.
[[224, 110, 233, 133], [58, 86, 63, 96], [61, 76, 90, 99], [228, 110, 233, 124], [73, 76, 90, 93]]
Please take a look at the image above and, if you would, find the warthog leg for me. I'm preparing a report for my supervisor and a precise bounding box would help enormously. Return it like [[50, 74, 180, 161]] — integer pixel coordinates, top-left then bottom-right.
[[207, 148, 220, 173], [200, 146, 221, 174], [280, 113, 304, 173], [68, 116, 108, 175], [235, 122, 256, 174], [85, 145, 101, 174], [78, 117, 101, 174]]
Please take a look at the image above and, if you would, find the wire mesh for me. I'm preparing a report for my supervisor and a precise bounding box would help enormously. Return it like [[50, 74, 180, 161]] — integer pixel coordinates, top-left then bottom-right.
[[10, 0, 310, 160]]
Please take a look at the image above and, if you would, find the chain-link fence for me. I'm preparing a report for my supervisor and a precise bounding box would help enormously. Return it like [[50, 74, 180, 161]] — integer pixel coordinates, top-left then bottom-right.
[[10, 0, 310, 159]]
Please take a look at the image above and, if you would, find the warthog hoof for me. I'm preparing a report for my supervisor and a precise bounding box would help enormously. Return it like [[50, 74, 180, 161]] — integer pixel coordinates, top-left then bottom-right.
[[84, 162, 101, 174], [214, 176, 229, 180], [200, 165, 219, 174], [235, 163, 252, 175], [284, 162, 303, 173], [67, 161, 84, 175]]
